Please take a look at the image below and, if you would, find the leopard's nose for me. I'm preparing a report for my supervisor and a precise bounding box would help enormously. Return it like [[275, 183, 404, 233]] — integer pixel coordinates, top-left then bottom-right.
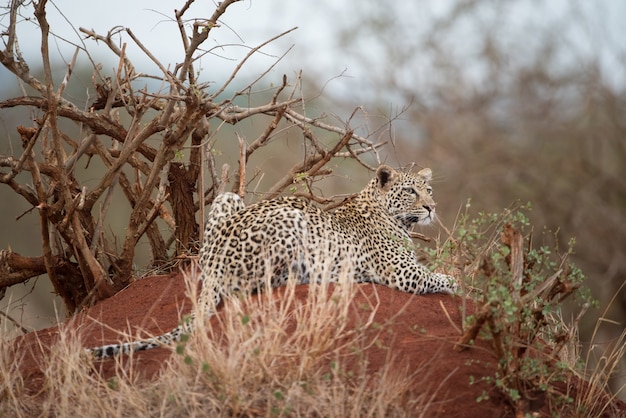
[[423, 203, 436, 212]]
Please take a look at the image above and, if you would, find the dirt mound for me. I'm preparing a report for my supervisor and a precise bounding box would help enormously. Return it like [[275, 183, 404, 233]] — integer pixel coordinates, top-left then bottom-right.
[[14, 273, 625, 417]]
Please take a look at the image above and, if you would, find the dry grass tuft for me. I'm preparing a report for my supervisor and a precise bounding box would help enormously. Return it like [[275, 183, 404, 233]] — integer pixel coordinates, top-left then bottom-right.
[[570, 281, 626, 416]]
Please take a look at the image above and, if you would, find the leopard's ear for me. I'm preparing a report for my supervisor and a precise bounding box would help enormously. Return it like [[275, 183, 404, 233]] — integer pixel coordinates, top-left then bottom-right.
[[417, 168, 432, 182], [376, 165, 399, 191]]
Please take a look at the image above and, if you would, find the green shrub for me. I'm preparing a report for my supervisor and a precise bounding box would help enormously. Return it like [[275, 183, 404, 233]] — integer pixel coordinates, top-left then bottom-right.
[[431, 202, 597, 413]]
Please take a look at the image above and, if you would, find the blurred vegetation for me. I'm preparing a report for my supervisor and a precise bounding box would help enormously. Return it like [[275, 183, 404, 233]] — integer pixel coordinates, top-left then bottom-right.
[[309, 0, 626, 399]]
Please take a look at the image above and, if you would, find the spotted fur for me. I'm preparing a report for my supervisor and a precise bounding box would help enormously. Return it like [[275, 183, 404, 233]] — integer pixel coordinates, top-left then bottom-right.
[[88, 165, 456, 358]]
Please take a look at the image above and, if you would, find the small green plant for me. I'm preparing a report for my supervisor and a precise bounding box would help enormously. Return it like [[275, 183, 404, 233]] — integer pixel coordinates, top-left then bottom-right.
[[289, 172, 310, 194], [443, 202, 597, 413], [476, 389, 490, 403], [107, 377, 118, 390]]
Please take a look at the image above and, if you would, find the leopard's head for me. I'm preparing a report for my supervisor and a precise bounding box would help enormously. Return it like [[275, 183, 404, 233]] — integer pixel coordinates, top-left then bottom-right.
[[373, 165, 437, 228]]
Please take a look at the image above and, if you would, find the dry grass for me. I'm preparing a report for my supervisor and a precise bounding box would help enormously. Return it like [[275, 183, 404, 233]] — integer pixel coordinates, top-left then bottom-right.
[[569, 281, 626, 416], [0, 269, 433, 417], [1, 259, 623, 417]]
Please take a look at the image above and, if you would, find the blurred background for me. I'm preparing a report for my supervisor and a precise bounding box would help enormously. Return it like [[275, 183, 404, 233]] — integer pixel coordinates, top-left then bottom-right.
[[1, 0, 624, 398]]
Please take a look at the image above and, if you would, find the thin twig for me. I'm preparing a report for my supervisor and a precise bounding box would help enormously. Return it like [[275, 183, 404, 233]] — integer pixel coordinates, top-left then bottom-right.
[[284, 108, 373, 145], [78, 26, 136, 76], [57, 46, 79, 97], [0, 310, 30, 334], [265, 130, 353, 199], [409, 231, 432, 242], [1, 119, 47, 184], [237, 133, 247, 196], [209, 27, 298, 101], [125, 28, 176, 87], [247, 107, 287, 159], [438, 300, 461, 335], [178, 0, 243, 84], [214, 99, 301, 123], [219, 164, 230, 195], [90, 171, 120, 254]]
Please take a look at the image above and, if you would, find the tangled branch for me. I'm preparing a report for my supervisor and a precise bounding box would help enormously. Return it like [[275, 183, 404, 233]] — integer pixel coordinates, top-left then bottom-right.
[[0, 0, 387, 312]]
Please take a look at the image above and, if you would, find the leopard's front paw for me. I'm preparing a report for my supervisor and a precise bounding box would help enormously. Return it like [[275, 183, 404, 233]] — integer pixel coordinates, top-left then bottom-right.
[[433, 273, 458, 295]]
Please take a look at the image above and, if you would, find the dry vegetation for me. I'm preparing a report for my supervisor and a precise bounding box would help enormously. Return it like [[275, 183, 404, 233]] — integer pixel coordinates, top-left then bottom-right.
[[1, 271, 428, 417], [1, 227, 624, 416]]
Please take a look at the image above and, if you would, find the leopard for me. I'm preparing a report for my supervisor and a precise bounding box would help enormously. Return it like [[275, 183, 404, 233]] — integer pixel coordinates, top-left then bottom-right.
[[88, 164, 457, 358]]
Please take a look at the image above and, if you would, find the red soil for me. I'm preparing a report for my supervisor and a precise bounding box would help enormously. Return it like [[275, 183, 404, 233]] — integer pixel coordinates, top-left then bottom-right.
[[14, 273, 625, 417]]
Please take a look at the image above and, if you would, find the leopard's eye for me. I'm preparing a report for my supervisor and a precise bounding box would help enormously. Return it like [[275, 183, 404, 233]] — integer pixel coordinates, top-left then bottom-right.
[[403, 187, 416, 195], [426, 186, 433, 196]]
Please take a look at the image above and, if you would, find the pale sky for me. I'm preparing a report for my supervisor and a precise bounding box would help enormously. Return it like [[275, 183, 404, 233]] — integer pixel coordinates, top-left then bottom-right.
[[7, 0, 625, 101], [12, 1, 344, 87]]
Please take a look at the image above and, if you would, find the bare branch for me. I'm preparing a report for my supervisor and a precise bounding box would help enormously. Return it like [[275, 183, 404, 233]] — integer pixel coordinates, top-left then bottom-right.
[[0, 123, 45, 184], [209, 27, 298, 100], [0, 96, 129, 141], [0, 1, 46, 93], [177, 0, 243, 84], [219, 164, 230, 195], [284, 108, 373, 146], [125, 28, 176, 87], [57, 47, 79, 97], [214, 99, 300, 123], [237, 133, 247, 196], [0, 0, 387, 311], [38, 0, 114, 300], [245, 76, 290, 159], [84, 113, 157, 210], [265, 130, 353, 199], [90, 171, 120, 254], [78, 26, 135, 77], [251, 109, 288, 159]]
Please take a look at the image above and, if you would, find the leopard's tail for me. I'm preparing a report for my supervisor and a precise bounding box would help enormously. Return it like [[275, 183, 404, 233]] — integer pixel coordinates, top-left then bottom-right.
[[85, 314, 196, 359]]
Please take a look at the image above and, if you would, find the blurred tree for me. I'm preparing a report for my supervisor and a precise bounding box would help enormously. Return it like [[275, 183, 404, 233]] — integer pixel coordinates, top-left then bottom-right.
[[308, 0, 626, 399]]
